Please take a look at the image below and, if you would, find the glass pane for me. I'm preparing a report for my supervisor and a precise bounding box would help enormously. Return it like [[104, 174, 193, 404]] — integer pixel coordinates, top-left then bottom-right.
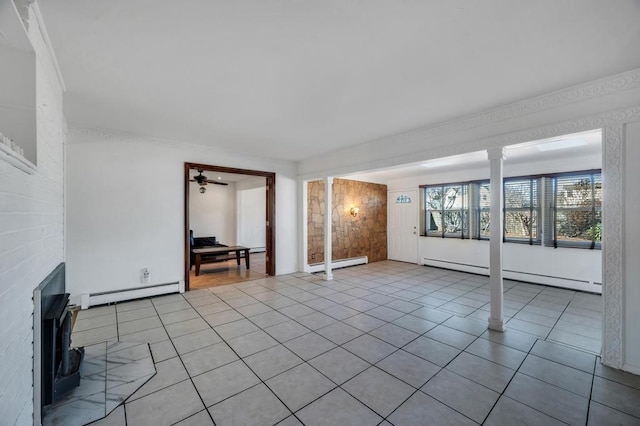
[[590, 210, 602, 242], [443, 186, 464, 209], [479, 211, 490, 238], [505, 210, 535, 239], [556, 209, 594, 241], [556, 176, 593, 208], [593, 174, 603, 207], [479, 183, 490, 209], [505, 179, 534, 208], [426, 211, 441, 232], [444, 211, 464, 234], [425, 187, 443, 210]]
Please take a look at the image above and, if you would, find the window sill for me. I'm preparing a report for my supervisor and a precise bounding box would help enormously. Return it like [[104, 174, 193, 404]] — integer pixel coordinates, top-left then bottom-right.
[[553, 242, 602, 250], [504, 239, 542, 246]]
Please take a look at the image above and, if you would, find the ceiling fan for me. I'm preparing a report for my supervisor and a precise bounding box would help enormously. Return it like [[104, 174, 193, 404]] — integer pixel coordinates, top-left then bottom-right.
[[189, 170, 229, 186]]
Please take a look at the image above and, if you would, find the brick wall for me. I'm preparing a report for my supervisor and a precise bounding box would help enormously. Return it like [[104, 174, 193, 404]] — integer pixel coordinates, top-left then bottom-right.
[[307, 178, 387, 264], [0, 15, 66, 425]]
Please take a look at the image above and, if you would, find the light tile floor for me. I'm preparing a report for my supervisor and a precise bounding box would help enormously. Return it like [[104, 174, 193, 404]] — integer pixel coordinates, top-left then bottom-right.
[[72, 261, 640, 426], [43, 341, 155, 426]]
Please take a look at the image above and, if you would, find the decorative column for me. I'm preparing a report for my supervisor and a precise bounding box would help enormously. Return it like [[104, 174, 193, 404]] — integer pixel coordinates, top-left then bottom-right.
[[324, 176, 334, 280], [602, 124, 625, 368], [488, 147, 506, 332]]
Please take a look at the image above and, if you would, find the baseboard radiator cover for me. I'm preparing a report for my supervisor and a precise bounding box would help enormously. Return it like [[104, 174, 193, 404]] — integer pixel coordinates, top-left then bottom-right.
[[80, 281, 185, 309], [422, 258, 489, 276], [422, 258, 602, 294], [307, 256, 368, 273]]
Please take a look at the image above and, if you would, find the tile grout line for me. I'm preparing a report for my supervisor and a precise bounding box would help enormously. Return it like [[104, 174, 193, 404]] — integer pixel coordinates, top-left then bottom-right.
[[75, 263, 606, 426], [183, 287, 304, 425], [145, 296, 218, 426]]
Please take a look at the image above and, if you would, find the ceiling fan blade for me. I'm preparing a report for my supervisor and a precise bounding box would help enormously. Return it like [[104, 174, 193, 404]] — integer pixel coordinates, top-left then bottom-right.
[[211, 181, 229, 186]]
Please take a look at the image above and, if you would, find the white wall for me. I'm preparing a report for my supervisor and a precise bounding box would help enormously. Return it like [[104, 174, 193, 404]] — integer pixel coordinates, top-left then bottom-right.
[[624, 121, 640, 371], [0, 8, 66, 425], [237, 185, 266, 249], [189, 181, 236, 245], [66, 134, 298, 298], [387, 152, 603, 293]]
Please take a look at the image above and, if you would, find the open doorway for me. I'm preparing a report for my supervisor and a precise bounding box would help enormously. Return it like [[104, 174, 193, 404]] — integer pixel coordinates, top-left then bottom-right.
[[184, 162, 276, 291]]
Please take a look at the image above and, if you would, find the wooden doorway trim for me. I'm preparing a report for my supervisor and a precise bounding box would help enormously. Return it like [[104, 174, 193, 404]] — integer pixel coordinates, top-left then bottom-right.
[[184, 162, 276, 291]]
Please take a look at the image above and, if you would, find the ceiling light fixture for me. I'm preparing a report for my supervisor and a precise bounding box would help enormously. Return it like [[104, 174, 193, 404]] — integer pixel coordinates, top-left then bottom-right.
[[536, 138, 587, 152]]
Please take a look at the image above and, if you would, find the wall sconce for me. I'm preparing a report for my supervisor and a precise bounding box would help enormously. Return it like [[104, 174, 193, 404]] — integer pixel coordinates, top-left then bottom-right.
[[350, 207, 359, 217]]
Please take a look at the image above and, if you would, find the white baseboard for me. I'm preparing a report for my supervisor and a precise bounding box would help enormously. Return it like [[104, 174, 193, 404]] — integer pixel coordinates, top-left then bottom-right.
[[422, 258, 488, 276], [306, 256, 368, 273], [422, 258, 601, 294], [80, 280, 184, 309], [622, 363, 640, 376]]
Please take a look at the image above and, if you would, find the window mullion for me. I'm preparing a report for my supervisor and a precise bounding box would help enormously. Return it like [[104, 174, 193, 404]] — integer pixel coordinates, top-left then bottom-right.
[[441, 185, 445, 238], [553, 178, 558, 249], [529, 179, 533, 245], [590, 174, 596, 249]]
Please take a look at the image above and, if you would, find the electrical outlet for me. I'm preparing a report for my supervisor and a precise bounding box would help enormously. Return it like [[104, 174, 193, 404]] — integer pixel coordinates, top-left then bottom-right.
[[141, 268, 150, 284], [311, 253, 316, 259]]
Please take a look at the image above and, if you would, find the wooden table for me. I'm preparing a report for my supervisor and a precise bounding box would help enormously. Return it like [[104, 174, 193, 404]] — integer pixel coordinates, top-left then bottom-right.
[[191, 246, 250, 276]]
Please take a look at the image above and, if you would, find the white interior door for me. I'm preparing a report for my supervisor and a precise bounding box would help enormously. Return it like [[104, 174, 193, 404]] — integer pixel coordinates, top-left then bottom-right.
[[388, 189, 419, 263]]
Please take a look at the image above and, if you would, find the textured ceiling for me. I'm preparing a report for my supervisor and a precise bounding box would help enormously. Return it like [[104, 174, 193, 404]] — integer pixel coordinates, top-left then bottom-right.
[[39, 0, 640, 161]]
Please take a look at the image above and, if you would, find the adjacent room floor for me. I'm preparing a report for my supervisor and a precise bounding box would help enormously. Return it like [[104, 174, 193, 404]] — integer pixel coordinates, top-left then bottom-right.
[[189, 252, 268, 289], [71, 261, 640, 426]]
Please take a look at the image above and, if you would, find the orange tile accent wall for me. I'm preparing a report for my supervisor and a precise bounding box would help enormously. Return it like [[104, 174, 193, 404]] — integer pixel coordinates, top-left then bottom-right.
[[307, 178, 387, 264]]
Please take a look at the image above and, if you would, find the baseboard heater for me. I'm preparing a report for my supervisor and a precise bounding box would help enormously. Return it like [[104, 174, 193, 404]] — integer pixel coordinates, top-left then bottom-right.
[[422, 258, 489, 275], [307, 256, 368, 273], [422, 258, 601, 294], [80, 281, 184, 309]]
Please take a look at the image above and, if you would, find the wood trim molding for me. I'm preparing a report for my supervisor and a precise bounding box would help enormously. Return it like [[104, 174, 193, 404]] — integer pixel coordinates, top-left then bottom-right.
[[184, 162, 276, 290]]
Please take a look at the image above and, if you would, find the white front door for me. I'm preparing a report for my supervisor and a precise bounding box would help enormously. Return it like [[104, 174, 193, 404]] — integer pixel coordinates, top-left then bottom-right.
[[388, 189, 419, 263]]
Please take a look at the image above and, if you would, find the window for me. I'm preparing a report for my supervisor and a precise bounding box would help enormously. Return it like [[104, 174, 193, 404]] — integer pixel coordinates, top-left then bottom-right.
[[546, 170, 602, 249], [475, 181, 491, 239], [504, 178, 541, 244], [421, 170, 602, 249], [423, 183, 469, 238]]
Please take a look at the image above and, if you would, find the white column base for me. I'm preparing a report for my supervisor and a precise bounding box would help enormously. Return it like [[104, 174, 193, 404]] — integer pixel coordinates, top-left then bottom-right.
[[324, 272, 333, 281], [488, 318, 506, 332]]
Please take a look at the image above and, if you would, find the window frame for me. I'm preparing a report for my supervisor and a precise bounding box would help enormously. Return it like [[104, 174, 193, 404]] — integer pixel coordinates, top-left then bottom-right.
[[421, 181, 470, 239], [546, 169, 602, 250], [419, 169, 602, 250], [473, 180, 491, 240], [502, 176, 542, 245]]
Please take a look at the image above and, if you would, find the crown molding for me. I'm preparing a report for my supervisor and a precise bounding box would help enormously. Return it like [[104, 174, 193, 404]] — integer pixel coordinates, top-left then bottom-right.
[[371, 68, 640, 150], [299, 67, 640, 179], [299, 105, 640, 181]]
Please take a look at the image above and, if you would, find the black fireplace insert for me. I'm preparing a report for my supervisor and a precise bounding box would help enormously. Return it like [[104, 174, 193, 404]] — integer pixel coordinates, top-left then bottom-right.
[[34, 263, 84, 417]]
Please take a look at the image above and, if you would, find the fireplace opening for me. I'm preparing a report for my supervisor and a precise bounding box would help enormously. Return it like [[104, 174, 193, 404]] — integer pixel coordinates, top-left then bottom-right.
[[42, 292, 84, 405], [34, 263, 84, 420]]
